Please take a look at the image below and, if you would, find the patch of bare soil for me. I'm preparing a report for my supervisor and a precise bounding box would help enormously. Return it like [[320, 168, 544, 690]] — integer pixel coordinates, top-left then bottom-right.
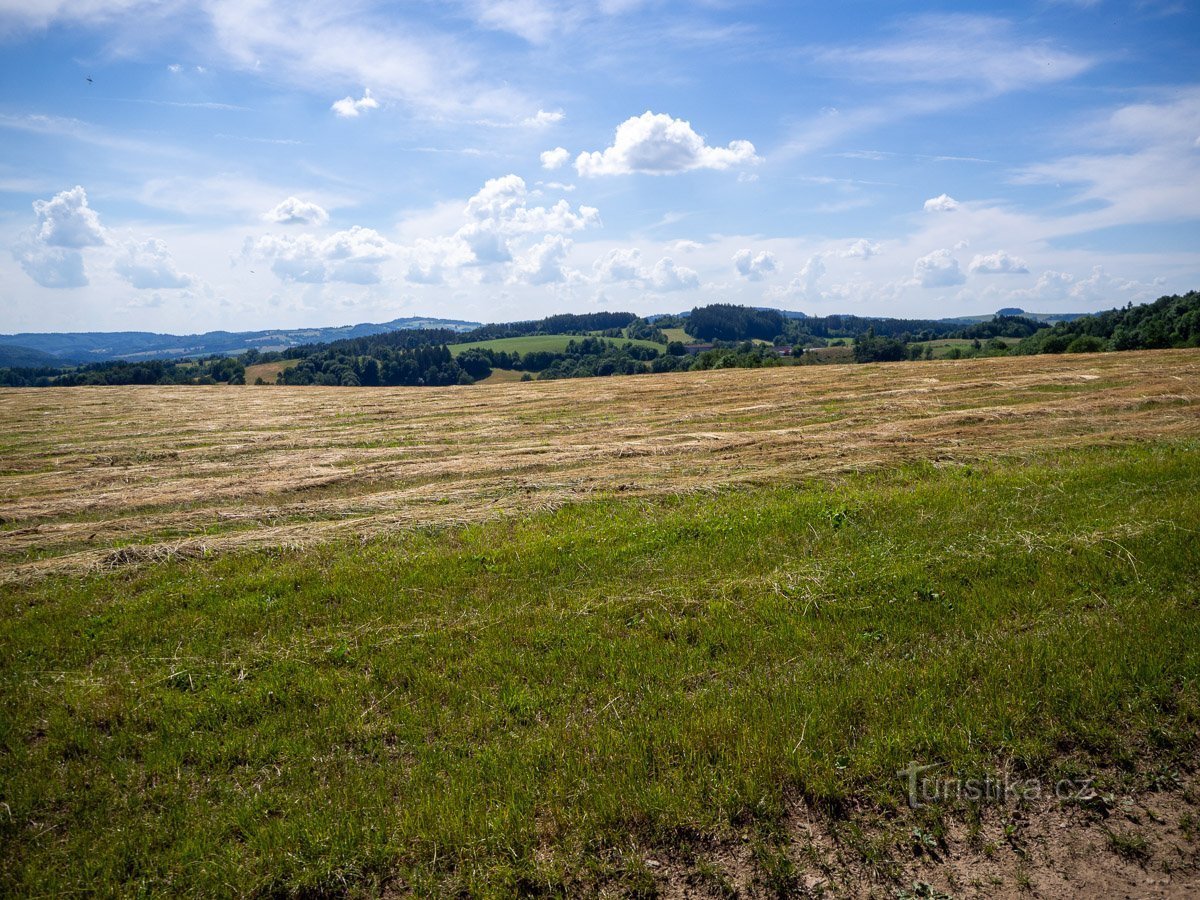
[[641, 773, 1200, 898]]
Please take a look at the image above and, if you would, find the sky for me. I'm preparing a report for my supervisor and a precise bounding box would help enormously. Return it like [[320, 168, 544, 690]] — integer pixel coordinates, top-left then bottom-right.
[[1, 1, 1198, 334]]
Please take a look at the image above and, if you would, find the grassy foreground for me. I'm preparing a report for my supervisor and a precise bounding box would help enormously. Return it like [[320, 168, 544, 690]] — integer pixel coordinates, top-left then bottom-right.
[[2, 441, 1199, 895]]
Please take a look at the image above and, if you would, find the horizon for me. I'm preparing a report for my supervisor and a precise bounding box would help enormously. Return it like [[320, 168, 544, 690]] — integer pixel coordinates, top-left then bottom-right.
[[2, 2, 1199, 333]]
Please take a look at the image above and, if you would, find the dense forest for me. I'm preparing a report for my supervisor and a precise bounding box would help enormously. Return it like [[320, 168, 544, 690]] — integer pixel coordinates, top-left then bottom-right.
[[1, 291, 1195, 388]]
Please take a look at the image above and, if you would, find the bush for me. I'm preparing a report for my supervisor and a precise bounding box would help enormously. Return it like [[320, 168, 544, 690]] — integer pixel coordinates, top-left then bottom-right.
[[1066, 335, 1107, 354]]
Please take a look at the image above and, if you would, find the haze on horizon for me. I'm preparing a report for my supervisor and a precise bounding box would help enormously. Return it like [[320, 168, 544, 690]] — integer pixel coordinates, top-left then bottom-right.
[[1, 0, 1198, 335]]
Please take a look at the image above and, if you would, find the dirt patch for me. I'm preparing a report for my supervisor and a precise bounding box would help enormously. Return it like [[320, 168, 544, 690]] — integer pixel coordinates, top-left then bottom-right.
[[637, 773, 1200, 898]]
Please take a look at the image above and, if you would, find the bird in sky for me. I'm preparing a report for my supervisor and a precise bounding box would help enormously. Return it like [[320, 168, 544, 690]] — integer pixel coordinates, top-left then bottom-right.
[[85, 75, 93, 84]]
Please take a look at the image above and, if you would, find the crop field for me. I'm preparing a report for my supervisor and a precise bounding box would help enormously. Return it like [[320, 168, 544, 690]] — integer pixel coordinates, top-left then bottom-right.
[[2, 350, 1200, 897], [448, 334, 664, 357]]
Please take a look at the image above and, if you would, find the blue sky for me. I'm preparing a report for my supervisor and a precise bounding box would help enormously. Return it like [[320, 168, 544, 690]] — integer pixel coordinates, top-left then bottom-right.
[[1, 0, 1198, 333]]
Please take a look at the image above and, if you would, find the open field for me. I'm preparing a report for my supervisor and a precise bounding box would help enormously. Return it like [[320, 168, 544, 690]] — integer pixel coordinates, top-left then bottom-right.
[[244, 358, 300, 385], [448, 334, 663, 357], [2, 351, 1200, 896], [1, 350, 1198, 583]]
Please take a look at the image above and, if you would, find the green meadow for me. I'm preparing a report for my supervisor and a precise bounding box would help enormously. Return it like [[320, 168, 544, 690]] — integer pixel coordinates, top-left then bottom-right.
[[2, 440, 1198, 896]]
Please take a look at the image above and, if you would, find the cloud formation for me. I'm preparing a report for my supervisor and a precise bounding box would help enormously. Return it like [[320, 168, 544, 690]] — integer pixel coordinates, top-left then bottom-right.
[[923, 193, 959, 212], [645, 256, 700, 291], [969, 250, 1029, 275], [524, 109, 565, 127], [540, 147, 570, 170], [12, 186, 106, 288], [115, 238, 194, 289], [841, 238, 881, 259], [913, 248, 965, 287], [249, 226, 397, 284], [733, 248, 777, 280], [331, 89, 380, 118], [576, 111, 759, 176], [264, 197, 330, 226]]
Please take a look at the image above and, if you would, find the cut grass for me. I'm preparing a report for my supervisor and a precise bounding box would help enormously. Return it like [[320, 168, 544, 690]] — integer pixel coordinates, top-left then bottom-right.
[[1, 440, 1198, 896], [2, 350, 1197, 581]]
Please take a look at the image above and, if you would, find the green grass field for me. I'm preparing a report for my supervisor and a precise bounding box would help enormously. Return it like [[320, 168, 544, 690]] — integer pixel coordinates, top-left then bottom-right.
[[3, 439, 1197, 896], [449, 334, 664, 357]]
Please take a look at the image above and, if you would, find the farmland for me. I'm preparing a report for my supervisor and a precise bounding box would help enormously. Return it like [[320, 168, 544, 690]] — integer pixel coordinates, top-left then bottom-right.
[[2, 350, 1200, 896]]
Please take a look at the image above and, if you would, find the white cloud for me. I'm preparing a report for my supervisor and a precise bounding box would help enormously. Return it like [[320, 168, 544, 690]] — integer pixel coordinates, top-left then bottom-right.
[[593, 247, 643, 283], [923, 193, 960, 212], [512, 234, 572, 285], [11, 185, 106, 289], [29, 185, 106, 248], [968, 250, 1029, 275], [467, 175, 599, 230], [249, 226, 397, 284], [115, 238, 194, 289], [540, 146, 571, 170], [400, 175, 600, 282], [331, 88, 380, 118], [590, 247, 699, 291], [264, 196, 330, 226], [576, 111, 759, 176], [646, 257, 700, 291], [12, 242, 87, 289], [816, 15, 1094, 93], [841, 238, 881, 259], [913, 248, 965, 287], [768, 254, 827, 303], [732, 248, 777, 280], [524, 109, 565, 127]]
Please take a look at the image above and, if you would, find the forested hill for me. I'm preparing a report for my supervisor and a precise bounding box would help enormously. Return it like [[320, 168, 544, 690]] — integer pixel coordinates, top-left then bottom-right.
[[1016, 291, 1200, 354], [0, 316, 481, 363]]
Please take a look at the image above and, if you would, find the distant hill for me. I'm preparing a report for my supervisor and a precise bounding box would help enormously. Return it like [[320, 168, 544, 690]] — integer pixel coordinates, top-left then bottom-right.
[[0, 316, 481, 363], [0, 344, 63, 368], [939, 308, 1089, 325]]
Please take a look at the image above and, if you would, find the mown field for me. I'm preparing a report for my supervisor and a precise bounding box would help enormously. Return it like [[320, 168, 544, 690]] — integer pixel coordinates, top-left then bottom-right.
[[2, 351, 1199, 896]]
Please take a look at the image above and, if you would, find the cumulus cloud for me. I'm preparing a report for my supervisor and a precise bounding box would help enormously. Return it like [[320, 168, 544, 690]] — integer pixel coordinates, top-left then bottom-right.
[[331, 88, 380, 118], [968, 250, 1029, 275], [765, 254, 826, 305], [13, 243, 88, 289], [913, 248, 966, 287], [733, 248, 777, 280], [923, 193, 960, 212], [398, 175, 600, 283], [524, 109, 565, 127], [575, 111, 759, 176], [29, 185, 106, 248], [115, 238, 194, 289], [264, 196, 330, 226], [12, 185, 106, 288], [593, 247, 644, 283], [512, 234, 573, 285], [590, 247, 698, 291], [446, 174, 600, 271], [646, 256, 700, 291], [841, 238, 881, 259], [249, 226, 397, 284], [540, 146, 571, 170]]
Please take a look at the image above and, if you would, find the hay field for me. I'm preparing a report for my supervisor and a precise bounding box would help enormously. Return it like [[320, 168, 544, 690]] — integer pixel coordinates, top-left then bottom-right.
[[2, 350, 1197, 582]]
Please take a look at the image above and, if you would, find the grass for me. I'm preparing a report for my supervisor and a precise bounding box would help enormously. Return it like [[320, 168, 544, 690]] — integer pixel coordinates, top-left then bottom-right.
[[244, 359, 299, 384], [448, 334, 663, 356], [2, 439, 1199, 895]]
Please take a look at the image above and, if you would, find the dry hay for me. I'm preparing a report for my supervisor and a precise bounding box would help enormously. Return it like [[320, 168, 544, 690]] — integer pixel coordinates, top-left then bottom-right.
[[1, 350, 1197, 582]]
